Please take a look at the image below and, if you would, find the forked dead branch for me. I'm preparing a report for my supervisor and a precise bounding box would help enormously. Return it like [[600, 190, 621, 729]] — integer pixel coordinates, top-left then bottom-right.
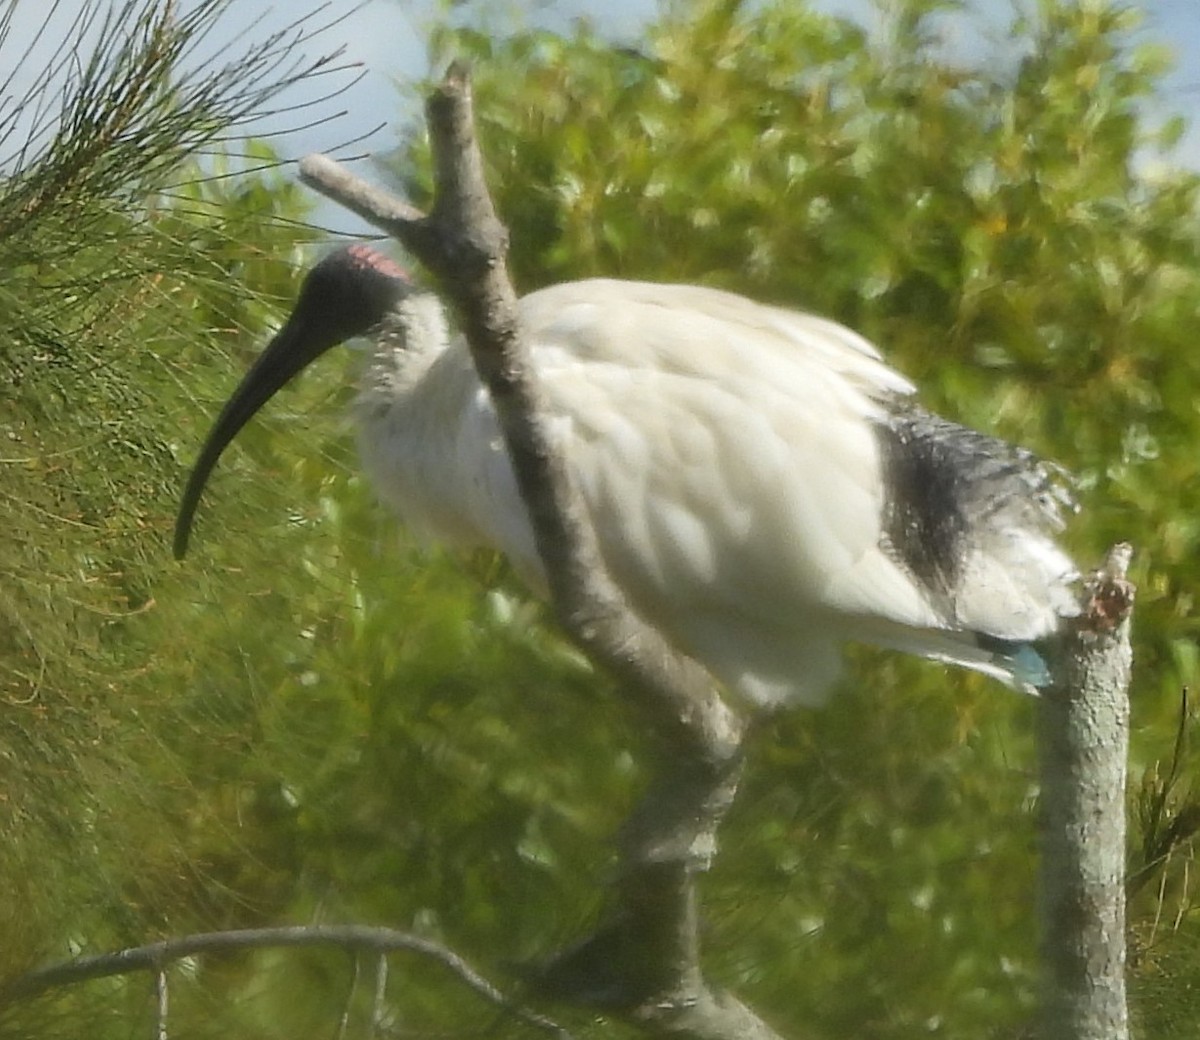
[[296, 64, 776, 1039]]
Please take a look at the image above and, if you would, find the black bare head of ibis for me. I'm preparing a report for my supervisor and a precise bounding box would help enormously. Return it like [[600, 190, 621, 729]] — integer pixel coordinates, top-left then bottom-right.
[[173, 245, 413, 560]]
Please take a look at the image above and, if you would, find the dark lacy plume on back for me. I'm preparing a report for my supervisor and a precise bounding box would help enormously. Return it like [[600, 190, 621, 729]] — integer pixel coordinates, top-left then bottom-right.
[[876, 404, 1073, 617]]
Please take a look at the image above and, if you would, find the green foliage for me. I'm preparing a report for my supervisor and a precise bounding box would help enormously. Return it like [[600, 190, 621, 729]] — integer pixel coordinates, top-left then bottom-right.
[[0, 0, 354, 1034], [0, 150, 314, 930], [7, 0, 1200, 1038]]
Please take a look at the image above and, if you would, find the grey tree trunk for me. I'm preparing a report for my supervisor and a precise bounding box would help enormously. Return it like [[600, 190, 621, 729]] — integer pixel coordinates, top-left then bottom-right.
[[1038, 545, 1134, 1040]]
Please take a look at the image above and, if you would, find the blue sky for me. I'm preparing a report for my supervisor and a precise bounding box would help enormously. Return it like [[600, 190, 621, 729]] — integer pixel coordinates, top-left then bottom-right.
[[4, 0, 1198, 235]]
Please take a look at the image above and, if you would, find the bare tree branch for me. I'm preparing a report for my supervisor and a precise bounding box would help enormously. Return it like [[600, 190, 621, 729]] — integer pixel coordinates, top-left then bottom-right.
[[0, 925, 570, 1039], [337, 953, 361, 1040], [155, 967, 169, 1040], [1038, 543, 1135, 1040], [299, 65, 778, 1039], [371, 953, 390, 1038]]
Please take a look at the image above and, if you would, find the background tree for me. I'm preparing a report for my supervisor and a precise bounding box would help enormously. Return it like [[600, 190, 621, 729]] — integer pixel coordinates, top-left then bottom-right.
[[2, 0, 1198, 1038]]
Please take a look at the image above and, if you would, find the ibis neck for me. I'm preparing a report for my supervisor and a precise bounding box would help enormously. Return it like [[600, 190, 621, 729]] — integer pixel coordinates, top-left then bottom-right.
[[358, 291, 451, 401]]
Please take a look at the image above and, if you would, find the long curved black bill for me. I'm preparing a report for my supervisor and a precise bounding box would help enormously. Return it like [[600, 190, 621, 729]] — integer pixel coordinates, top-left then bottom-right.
[[173, 316, 332, 559]]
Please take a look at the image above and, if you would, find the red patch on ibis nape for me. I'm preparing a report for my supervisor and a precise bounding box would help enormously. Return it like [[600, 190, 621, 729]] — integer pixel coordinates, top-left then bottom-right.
[[345, 243, 411, 282]]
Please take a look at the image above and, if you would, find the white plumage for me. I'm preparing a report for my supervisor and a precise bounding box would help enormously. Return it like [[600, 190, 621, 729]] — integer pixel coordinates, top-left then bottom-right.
[[175, 247, 1079, 707]]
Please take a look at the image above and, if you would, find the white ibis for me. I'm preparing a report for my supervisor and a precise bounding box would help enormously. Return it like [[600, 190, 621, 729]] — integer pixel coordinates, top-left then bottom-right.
[[174, 245, 1078, 707]]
